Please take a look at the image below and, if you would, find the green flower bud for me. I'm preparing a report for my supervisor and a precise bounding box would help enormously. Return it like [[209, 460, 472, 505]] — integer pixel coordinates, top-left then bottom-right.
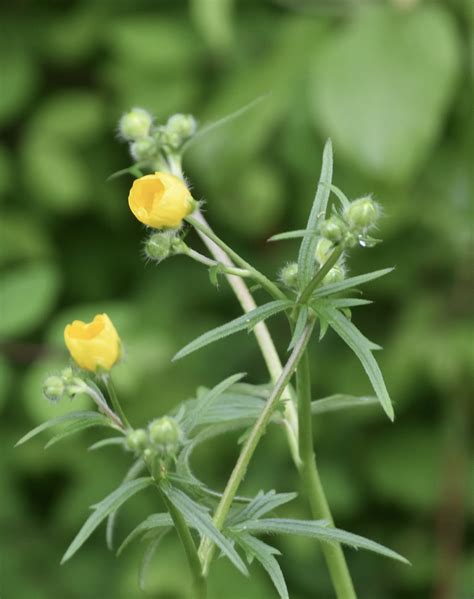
[[315, 238, 334, 265], [279, 262, 299, 288], [61, 367, 75, 383], [119, 108, 153, 141], [130, 137, 157, 162], [343, 232, 359, 248], [320, 216, 346, 243], [165, 113, 197, 147], [43, 375, 65, 402], [125, 429, 149, 452], [345, 197, 379, 231], [143, 448, 154, 463], [149, 416, 181, 447], [144, 232, 174, 262], [323, 264, 345, 285]]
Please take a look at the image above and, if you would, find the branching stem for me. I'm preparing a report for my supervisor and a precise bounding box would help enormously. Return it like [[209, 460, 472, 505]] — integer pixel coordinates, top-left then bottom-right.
[[198, 320, 315, 575]]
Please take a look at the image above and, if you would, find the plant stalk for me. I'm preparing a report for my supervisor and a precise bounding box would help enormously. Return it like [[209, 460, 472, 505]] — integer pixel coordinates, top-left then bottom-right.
[[298, 245, 344, 304], [102, 375, 132, 430], [184, 247, 251, 278], [296, 350, 357, 599], [198, 320, 315, 575], [160, 488, 207, 599], [186, 214, 287, 302]]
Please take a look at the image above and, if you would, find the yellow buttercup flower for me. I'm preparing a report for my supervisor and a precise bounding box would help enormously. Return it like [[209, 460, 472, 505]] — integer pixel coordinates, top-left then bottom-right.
[[64, 314, 121, 372], [128, 172, 195, 229]]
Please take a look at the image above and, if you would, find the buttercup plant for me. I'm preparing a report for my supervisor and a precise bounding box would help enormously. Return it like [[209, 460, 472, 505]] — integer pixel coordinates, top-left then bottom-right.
[[17, 105, 408, 598]]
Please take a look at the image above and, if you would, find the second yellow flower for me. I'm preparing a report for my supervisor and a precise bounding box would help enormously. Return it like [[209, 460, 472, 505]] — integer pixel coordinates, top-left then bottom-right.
[[128, 172, 195, 229]]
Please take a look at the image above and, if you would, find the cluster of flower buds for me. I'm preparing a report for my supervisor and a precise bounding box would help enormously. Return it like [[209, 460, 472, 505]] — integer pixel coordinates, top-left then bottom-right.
[[314, 238, 347, 285], [43, 367, 87, 403], [119, 108, 197, 167], [125, 416, 183, 462], [319, 196, 380, 249]]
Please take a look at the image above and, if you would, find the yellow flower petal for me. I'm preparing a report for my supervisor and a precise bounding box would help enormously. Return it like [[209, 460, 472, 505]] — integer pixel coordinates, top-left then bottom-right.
[[64, 313, 121, 372], [128, 172, 194, 229]]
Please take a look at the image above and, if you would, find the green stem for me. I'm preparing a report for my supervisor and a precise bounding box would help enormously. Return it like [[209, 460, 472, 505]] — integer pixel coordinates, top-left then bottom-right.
[[185, 247, 252, 278], [186, 214, 287, 302], [102, 375, 132, 430], [297, 351, 357, 599], [198, 319, 315, 575], [298, 245, 344, 304], [160, 488, 207, 599]]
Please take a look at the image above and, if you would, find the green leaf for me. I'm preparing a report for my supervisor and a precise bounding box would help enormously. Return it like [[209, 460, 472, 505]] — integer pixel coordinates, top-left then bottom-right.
[[311, 5, 460, 183], [194, 394, 265, 426], [162, 486, 248, 576], [314, 303, 394, 420], [297, 139, 333, 288], [0, 262, 60, 339], [311, 394, 378, 415], [61, 477, 153, 563], [182, 372, 247, 433], [173, 300, 292, 361], [329, 298, 373, 309], [106, 460, 146, 550], [45, 415, 112, 448], [176, 422, 256, 488], [267, 229, 310, 242], [107, 164, 144, 181], [288, 307, 308, 351], [233, 518, 409, 564], [185, 94, 270, 152], [117, 513, 173, 556], [16, 411, 109, 447], [234, 534, 288, 599], [322, 182, 351, 210], [88, 437, 125, 451], [227, 490, 297, 528], [313, 267, 394, 298], [139, 530, 169, 591]]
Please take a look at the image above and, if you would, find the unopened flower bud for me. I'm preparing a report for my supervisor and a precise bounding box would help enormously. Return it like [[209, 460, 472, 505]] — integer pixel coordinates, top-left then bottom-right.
[[345, 197, 379, 231], [61, 367, 75, 383], [323, 264, 345, 285], [145, 232, 174, 262], [320, 216, 346, 243], [43, 375, 65, 402], [126, 429, 149, 452], [165, 114, 197, 148], [130, 137, 157, 162], [315, 238, 334, 265], [149, 416, 181, 447], [119, 108, 153, 141], [279, 263, 299, 288]]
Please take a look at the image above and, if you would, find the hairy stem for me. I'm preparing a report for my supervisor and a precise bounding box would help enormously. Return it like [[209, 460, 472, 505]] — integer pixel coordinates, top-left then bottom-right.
[[198, 320, 315, 575], [102, 374, 132, 430], [160, 488, 207, 599], [297, 351, 357, 599], [184, 247, 251, 278], [186, 214, 287, 302], [298, 245, 344, 304]]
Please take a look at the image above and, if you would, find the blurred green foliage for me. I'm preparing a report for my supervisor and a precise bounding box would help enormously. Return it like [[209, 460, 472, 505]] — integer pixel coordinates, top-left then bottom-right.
[[1, 0, 473, 597]]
